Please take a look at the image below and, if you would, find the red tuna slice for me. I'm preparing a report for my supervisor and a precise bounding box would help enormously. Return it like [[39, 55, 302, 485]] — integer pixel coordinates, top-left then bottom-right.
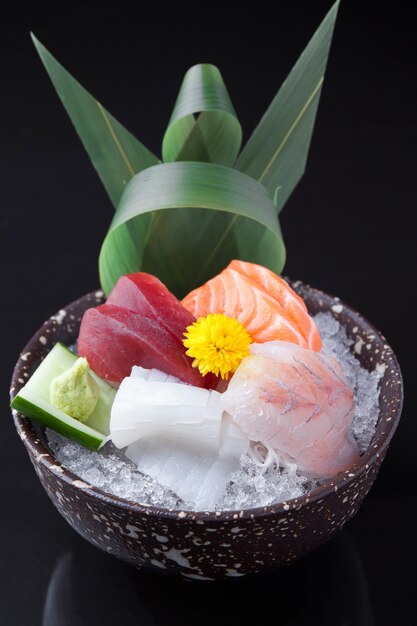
[[106, 273, 196, 342], [78, 304, 213, 388]]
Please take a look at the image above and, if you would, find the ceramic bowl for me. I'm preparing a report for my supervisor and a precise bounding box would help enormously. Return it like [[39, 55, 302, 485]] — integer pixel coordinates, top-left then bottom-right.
[[10, 280, 403, 580]]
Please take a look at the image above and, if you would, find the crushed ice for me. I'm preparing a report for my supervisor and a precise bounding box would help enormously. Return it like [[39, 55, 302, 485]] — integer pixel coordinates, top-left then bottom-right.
[[47, 312, 383, 511], [314, 312, 382, 453], [47, 429, 183, 509]]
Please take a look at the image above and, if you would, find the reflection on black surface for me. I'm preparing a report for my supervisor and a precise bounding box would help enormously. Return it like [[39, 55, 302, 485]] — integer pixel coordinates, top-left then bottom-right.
[[42, 531, 374, 626]]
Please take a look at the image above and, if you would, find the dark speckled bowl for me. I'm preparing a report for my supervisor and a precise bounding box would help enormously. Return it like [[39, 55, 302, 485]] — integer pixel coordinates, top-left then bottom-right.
[[10, 280, 403, 580]]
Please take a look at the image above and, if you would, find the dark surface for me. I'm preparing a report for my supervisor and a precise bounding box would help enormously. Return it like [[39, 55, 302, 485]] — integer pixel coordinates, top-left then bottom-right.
[[1, 0, 416, 624]]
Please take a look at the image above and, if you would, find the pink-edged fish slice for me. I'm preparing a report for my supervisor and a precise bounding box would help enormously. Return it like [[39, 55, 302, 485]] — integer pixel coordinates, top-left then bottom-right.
[[221, 341, 360, 480]]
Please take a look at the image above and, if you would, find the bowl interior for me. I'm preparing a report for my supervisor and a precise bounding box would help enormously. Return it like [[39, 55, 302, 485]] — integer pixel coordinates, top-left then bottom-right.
[[10, 281, 403, 520]]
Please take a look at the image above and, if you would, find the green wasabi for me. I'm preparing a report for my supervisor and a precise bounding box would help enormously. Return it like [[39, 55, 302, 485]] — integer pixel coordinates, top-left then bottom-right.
[[50, 357, 99, 422]]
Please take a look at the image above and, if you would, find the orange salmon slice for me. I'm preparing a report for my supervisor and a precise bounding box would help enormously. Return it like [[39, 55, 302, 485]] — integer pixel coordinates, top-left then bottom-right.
[[182, 260, 322, 351]]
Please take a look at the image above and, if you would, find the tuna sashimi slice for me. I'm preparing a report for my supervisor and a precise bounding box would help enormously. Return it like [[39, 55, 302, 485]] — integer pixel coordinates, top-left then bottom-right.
[[107, 273, 195, 342], [221, 340, 359, 479], [182, 260, 322, 351], [78, 304, 212, 388]]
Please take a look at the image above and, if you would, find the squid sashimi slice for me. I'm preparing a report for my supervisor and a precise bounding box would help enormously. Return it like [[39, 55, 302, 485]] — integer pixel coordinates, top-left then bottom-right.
[[126, 440, 241, 510], [182, 260, 322, 351], [106, 272, 196, 342], [221, 341, 359, 479], [219, 414, 251, 457], [126, 418, 249, 510], [112, 371, 250, 508], [110, 377, 226, 450], [78, 304, 210, 388], [130, 366, 183, 383]]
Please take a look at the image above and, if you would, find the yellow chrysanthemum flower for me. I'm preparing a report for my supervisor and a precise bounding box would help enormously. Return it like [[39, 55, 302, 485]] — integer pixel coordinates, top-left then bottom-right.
[[183, 313, 252, 380]]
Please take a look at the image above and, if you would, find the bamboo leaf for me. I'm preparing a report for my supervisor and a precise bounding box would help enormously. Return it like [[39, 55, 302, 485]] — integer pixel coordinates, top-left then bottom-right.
[[99, 162, 285, 297], [162, 64, 242, 166], [31, 34, 159, 207], [33, 4, 339, 299], [235, 0, 340, 213]]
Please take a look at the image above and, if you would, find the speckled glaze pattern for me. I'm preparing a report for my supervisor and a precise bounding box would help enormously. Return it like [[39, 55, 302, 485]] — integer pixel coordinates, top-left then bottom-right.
[[10, 281, 403, 580]]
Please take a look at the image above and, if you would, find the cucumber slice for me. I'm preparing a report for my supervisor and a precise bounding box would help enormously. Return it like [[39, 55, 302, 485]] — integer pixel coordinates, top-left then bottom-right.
[[11, 343, 116, 450]]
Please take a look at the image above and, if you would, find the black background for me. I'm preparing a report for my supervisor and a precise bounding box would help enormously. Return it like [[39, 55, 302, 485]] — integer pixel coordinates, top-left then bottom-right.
[[1, 1, 416, 624]]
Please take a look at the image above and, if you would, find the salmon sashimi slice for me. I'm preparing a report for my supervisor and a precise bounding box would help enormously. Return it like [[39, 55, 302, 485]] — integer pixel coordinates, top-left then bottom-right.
[[182, 260, 322, 351], [221, 341, 359, 479]]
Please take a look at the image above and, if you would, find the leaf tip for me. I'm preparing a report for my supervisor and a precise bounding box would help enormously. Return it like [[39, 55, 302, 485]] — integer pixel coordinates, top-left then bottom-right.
[[30, 31, 40, 46], [331, 0, 341, 16], [30, 32, 47, 57]]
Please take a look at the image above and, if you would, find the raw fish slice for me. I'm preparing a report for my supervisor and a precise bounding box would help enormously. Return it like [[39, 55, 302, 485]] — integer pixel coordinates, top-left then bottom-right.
[[231, 261, 317, 345], [219, 414, 251, 457], [130, 366, 183, 383], [107, 273, 195, 342], [126, 417, 249, 510], [113, 370, 249, 508], [110, 376, 227, 450], [118, 379, 211, 411], [112, 422, 220, 450], [182, 260, 321, 351], [224, 269, 307, 345], [206, 267, 297, 344], [113, 408, 247, 458], [221, 341, 358, 479], [194, 455, 241, 510], [126, 439, 241, 510], [78, 304, 210, 388]]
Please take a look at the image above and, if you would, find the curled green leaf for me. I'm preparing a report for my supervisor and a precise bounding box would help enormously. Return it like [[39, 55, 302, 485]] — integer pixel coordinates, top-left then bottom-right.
[[162, 64, 242, 166], [99, 162, 285, 297], [32, 1, 340, 296]]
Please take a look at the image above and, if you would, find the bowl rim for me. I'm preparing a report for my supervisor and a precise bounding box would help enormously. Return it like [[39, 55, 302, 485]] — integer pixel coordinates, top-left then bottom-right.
[[10, 281, 404, 522]]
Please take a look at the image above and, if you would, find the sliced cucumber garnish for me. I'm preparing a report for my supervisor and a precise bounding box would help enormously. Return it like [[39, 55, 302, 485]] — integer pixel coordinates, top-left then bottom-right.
[[11, 343, 115, 450]]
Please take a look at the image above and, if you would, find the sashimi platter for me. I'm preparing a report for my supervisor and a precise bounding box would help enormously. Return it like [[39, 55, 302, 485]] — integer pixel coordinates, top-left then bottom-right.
[[11, 1, 402, 568], [13, 256, 383, 510]]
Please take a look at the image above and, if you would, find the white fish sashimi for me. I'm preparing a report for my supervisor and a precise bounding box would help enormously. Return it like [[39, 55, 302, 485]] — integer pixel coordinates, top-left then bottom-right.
[[119, 378, 206, 408], [221, 341, 359, 480], [111, 423, 220, 450], [126, 439, 243, 510], [111, 368, 249, 509], [110, 378, 224, 449], [219, 415, 250, 458], [130, 366, 183, 383]]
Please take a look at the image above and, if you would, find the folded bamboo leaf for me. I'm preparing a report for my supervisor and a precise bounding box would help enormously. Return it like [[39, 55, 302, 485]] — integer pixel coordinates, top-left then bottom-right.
[[99, 162, 285, 297], [33, 3, 339, 298], [235, 0, 340, 213], [162, 64, 242, 166], [31, 34, 159, 207]]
